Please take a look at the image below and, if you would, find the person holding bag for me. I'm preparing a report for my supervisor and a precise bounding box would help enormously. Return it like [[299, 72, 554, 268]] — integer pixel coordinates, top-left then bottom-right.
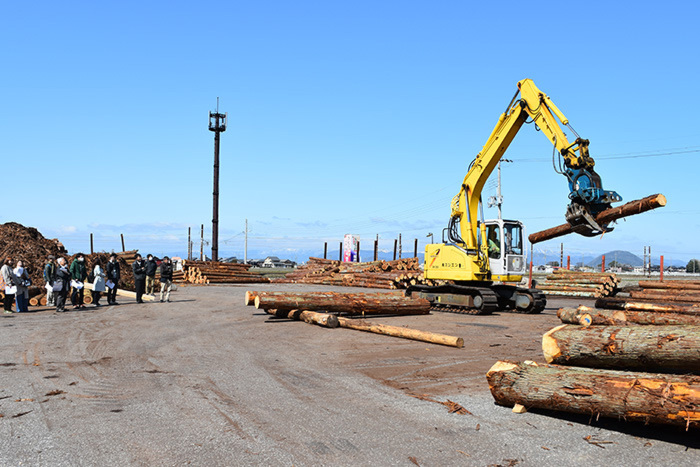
[[54, 258, 71, 312], [44, 255, 57, 306], [106, 253, 120, 305], [92, 259, 107, 306], [1, 258, 22, 313], [13, 260, 30, 313], [69, 253, 88, 309]]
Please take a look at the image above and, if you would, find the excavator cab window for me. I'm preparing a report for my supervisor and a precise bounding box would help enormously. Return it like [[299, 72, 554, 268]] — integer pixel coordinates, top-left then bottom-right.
[[486, 225, 501, 259], [504, 224, 523, 256]]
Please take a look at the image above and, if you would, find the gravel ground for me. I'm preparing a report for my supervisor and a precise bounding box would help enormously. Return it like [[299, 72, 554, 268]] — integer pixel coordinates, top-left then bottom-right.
[[0, 284, 698, 466]]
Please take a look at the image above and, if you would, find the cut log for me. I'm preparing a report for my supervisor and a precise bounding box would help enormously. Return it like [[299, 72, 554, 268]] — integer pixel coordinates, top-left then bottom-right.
[[253, 292, 430, 315], [557, 306, 700, 326], [486, 360, 700, 429], [83, 282, 155, 302], [630, 291, 700, 303], [596, 297, 700, 314], [528, 194, 666, 244], [244, 290, 258, 306], [336, 317, 463, 348], [639, 280, 700, 291], [542, 324, 700, 372], [287, 310, 339, 328]]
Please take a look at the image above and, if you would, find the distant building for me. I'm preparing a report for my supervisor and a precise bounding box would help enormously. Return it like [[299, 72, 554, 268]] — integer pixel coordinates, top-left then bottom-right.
[[262, 256, 297, 268]]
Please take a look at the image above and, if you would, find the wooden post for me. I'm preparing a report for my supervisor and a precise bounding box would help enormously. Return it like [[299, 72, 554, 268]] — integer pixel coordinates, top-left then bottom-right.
[[339, 242, 342, 261], [660, 255, 664, 281], [567, 255, 570, 270], [414, 238, 418, 258], [323, 242, 327, 259], [601, 255, 605, 272], [393, 239, 397, 261], [120, 234, 125, 252], [90, 233, 94, 254], [188, 227, 192, 260], [357, 241, 360, 263], [528, 243, 533, 288], [373, 239, 378, 261], [200, 224, 204, 261], [398, 233, 402, 259]]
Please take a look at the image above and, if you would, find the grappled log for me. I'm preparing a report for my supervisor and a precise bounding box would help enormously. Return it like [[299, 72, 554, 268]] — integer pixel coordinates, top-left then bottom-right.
[[336, 316, 463, 348], [557, 306, 700, 326], [528, 194, 667, 244], [486, 360, 700, 429], [253, 292, 430, 315], [596, 297, 700, 314], [542, 324, 700, 372]]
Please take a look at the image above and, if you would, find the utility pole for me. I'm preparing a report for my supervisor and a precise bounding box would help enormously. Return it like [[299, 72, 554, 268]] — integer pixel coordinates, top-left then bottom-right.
[[398, 233, 402, 259], [188, 227, 191, 260], [209, 98, 227, 262], [244, 219, 248, 264], [200, 224, 204, 261], [488, 159, 512, 219]]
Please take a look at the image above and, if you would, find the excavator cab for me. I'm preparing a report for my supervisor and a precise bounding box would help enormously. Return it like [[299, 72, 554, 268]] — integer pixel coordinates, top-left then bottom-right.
[[484, 220, 527, 280]]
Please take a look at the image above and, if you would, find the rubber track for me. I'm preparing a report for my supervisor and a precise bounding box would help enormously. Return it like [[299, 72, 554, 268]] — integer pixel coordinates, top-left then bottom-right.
[[412, 285, 499, 315]]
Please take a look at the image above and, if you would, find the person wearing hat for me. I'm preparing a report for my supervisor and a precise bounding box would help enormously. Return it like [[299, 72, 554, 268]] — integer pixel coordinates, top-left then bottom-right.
[[44, 255, 57, 306]]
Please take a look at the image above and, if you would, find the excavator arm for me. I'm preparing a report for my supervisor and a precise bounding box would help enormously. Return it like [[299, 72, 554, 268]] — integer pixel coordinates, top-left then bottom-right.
[[449, 78, 621, 264]]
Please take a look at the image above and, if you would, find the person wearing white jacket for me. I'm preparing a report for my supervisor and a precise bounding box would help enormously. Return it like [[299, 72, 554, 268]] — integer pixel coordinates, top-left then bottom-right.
[[92, 260, 107, 306]]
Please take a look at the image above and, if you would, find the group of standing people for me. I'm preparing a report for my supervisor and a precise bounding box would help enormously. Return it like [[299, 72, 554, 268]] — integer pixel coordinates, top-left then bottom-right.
[[1, 252, 175, 314]]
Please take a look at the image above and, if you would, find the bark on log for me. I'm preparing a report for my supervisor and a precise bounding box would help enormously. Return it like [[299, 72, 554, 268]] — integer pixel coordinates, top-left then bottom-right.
[[83, 282, 155, 302], [630, 291, 700, 303], [486, 360, 700, 429], [558, 306, 700, 326], [640, 281, 700, 291], [528, 194, 667, 244], [596, 297, 700, 314], [336, 317, 463, 348], [254, 292, 430, 315], [543, 324, 700, 372], [287, 310, 339, 328]]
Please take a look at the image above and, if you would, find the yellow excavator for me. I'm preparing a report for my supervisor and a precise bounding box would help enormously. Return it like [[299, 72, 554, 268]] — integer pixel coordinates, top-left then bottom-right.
[[408, 79, 622, 314]]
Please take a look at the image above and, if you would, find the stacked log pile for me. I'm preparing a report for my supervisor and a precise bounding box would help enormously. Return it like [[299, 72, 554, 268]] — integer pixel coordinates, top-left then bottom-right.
[[179, 260, 269, 285], [245, 290, 463, 348], [487, 296, 700, 429], [535, 269, 619, 298], [273, 257, 438, 289], [0, 222, 66, 288]]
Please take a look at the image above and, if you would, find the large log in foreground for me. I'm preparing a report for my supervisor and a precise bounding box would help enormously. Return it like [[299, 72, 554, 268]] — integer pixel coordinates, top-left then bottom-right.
[[336, 317, 463, 348], [253, 292, 430, 316], [486, 360, 700, 429], [543, 324, 700, 372], [528, 194, 666, 244]]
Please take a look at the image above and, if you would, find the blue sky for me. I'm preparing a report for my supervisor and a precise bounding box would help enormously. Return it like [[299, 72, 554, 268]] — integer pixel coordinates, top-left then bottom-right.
[[2, 1, 699, 264]]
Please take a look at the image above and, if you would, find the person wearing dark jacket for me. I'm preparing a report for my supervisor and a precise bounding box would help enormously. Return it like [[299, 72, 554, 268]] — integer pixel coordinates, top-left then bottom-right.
[[145, 254, 158, 295], [44, 255, 57, 306], [159, 256, 174, 303], [69, 253, 88, 309], [132, 254, 147, 303], [55, 257, 71, 312], [106, 253, 121, 305]]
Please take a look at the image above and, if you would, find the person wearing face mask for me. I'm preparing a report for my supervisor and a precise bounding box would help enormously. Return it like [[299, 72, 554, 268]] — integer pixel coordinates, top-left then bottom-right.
[[13, 260, 31, 313], [69, 253, 88, 309], [106, 253, 120, 305], [1, 258, 22, 313], [54, 257, 71, 312], [132, 254, 147, 303], [145, 254, 158, 295], [44, 255, 57, 306]]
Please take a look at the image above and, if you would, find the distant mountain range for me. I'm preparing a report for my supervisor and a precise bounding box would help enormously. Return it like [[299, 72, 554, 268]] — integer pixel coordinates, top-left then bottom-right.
[[587, 250, 643, 267]]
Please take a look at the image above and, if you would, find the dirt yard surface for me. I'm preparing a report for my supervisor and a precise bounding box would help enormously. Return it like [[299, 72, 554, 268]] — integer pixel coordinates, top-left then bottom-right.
[[1, 284, 698, 465]]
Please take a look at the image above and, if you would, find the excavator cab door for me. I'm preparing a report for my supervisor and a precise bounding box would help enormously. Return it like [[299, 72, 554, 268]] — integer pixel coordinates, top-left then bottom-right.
[[485, 220, 527, 279]]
